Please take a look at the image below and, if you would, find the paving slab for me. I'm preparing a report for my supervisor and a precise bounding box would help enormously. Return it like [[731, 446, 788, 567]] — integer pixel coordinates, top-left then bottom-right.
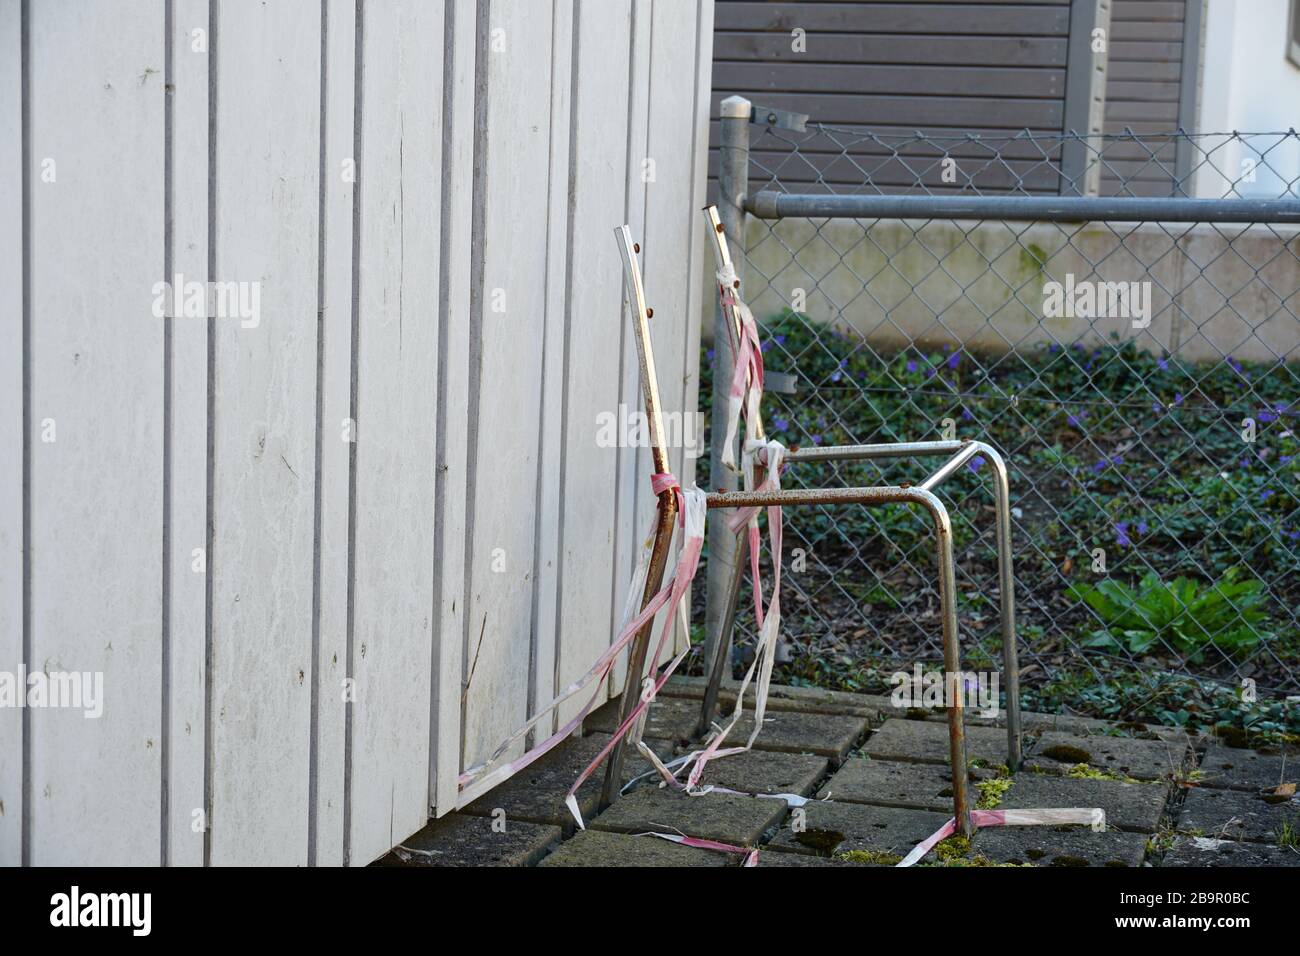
[[817, 755, 983, 812], [461, 733, 670, 830], [1196, 745, 1299, 792], [1025, 731, 1190, 782], [971, 825, 1149, 867], [693, 749, 829, 797], [757, 847, 888, 866], [1001, 773, 1169, 833], [661, 675, 887, 718], [1030, 715, 1194, 743], [588, 786, 786, 846], [1177, 787, 1300, 844], [863, 718, 1015, 768], [584, 697, 699, 743], [375, 813, 560, 867], [537, 829, 731, 867], [1161, 835, 1300, 867], [766, 800, 947, 858]]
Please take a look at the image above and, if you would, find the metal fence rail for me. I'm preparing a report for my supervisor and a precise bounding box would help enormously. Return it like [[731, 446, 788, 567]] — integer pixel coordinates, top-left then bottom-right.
[[702, 103, 1300, 736]]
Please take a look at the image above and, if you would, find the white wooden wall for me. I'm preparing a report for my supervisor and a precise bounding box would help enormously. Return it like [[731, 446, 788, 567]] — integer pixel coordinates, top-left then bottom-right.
[[0, 0, 713, 867]]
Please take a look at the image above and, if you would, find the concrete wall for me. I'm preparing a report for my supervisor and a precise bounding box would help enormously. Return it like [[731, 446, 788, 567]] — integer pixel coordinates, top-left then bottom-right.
[[742, 216, 1300, 365], [0, 0, 714, 867]]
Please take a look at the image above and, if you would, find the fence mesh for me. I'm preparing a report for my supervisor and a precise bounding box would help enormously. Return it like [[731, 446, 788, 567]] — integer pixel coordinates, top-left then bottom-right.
[[699, 124, 1300, 740]]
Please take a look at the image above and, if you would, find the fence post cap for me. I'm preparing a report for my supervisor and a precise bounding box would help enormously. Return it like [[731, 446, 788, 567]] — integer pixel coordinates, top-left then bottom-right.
[[720, 95, 752, 119]]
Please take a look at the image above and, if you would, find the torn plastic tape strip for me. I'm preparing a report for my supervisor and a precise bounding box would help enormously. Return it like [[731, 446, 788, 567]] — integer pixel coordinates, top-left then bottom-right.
[[639, 831, 758, 867], [897, 807, 1106, 867]]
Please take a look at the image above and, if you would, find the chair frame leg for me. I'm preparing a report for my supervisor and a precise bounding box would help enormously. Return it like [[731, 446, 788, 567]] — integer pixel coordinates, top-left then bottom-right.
[[700, 439, 1021, 772]]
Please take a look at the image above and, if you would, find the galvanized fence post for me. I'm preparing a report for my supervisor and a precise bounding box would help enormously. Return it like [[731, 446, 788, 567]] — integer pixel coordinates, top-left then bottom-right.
[[704, 95, 752, 674]]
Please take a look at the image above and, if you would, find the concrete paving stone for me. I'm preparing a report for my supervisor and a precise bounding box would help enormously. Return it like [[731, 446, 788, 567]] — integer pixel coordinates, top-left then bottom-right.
[[585, 696, 868, 762], [584, 697, 700, 744], [757, 847, 887, 866], [1025, 731, 1191, 782], [766, 800, 947, 858], [1196, 745, 1299, 793], [863, 718, 1016, 767], [1020, 712, 1193, 742], [375, 813, 561, 867], [1161, 835, 1300, 867], [661, 675, 888, 718], [999, 772, 1169, 833], [461, 733, 670, 831], [693, 749, 829, 797], [972, 825, 1149, 867], [816, 755, 983, 812], [1177, 786, 1300, 844], [537, 829, 731, 867], [588, 785, 787, 846]]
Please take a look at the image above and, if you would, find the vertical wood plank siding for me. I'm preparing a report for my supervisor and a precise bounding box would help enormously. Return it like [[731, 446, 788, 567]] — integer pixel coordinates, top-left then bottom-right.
[[1, 0, 713, 867]]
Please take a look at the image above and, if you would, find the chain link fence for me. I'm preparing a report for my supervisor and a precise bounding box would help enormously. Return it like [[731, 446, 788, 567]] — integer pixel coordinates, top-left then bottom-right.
[[699, 118, 1300, 739]]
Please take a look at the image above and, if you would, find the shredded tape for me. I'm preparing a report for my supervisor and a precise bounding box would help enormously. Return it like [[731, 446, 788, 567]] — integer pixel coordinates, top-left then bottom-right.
[[898, 807, 1107, 867]]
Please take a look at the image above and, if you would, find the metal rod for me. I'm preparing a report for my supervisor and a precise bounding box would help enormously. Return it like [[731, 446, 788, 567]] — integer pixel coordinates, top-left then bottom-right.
[[602, 227, 679, 809], [918, 443, 980, 492], [700, 202, 767, 738], [704, 97, 752, 683], [697, 526, 747, 738], [710, 434, 1023, 768], [785, 440, 966, 463], [973, 442, 1022, 770], [745, 190, 1300, 224], [703, 485, 972, 833]]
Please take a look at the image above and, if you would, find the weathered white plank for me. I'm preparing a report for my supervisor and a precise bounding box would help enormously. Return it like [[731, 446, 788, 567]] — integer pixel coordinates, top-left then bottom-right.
[[312, 0, 354, 868], [461, 0, 554, 770], [553, 0, 632, 729], [0, 0, 23, 866], [27, 0, 164, 865], [165, 0, 210, 868], [643, 0, 706, 664], [609, 0, 654, 699], [208, 0, 320, 866], [348, 0, 442, 866], [678, 0, 714, 643], [429, 0, 476, 818], [529, 0, 572, 743]]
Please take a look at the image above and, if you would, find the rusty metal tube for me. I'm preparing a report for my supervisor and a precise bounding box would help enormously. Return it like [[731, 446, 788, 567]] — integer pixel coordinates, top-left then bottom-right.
[[703, 485, 972, 834]]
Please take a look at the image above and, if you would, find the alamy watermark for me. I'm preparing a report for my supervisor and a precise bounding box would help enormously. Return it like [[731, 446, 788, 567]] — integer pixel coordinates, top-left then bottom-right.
[[890, 665, 1000, 719], [151, 273, 261, 328], [0, 664, 103, 719], [595, 403, 704, 458], [1043, 275, 1152, 329]]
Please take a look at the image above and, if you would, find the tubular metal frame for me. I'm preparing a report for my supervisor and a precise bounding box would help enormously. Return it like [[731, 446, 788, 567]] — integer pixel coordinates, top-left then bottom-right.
[[701, 206, 1022, 772], [606, 225, 976, 836]]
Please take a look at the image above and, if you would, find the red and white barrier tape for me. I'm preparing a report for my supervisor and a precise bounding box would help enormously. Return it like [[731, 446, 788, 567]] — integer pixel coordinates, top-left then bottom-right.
[[563, 481, 708, 828], [456, 474, 703, 811], [898, 807, 1107, 867]]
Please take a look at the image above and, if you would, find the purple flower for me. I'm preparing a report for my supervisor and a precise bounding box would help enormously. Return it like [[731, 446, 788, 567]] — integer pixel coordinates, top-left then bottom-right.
[[811, 434, 823, 445], [906, 359, 918, 373], [1115, 522, 1132, 547], [1174, 393, 1185, 406], [968, 456, 985, 474], [1137, 521, 1149, 535], [1261, 488, 1275, 502], [926, 367, 936, 379], [946, 352, 961, 370], [1067, 411, 1086, 428], [706, 349, 715, 363], [1157, 357, 1169, 371], [962, 407, 974, 421], [775, 334, 786, 346], [773, 417, 789, 432], [1227, 356, 1244, 375], [1281, 455, 1293, 464], [1260, 408, 1278, 423]]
